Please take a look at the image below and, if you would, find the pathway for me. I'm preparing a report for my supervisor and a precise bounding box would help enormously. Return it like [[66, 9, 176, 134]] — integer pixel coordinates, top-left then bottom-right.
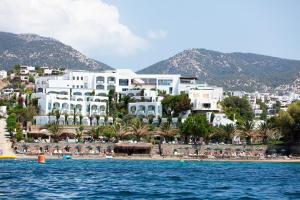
[[0, 118, 15, 156]]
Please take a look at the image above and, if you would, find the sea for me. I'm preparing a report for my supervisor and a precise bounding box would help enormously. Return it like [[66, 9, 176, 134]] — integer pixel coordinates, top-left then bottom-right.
[[0, 160, 299, 199]]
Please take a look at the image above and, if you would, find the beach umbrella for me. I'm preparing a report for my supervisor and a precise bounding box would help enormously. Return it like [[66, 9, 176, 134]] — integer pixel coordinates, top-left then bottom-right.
[[54, 145, 60, 150]]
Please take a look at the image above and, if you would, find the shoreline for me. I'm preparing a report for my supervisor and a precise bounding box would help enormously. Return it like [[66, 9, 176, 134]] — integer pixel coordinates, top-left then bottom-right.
[[13, 155, 300, 163]]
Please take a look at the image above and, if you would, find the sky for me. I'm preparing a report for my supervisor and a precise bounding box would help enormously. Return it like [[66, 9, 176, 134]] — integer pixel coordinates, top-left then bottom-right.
[[0, 0, 299, 71]]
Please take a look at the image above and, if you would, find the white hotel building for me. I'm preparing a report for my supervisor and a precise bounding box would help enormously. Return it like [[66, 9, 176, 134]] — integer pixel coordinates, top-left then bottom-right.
[[34, 69, 223, 121]]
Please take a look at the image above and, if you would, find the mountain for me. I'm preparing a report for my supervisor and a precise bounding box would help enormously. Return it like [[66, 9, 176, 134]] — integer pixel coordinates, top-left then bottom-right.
[[138, 49, 300, 92], [0, 32, 113, 71]]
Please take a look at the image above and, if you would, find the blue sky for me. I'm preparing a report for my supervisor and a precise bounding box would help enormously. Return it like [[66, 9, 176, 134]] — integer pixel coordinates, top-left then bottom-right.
[[103, 0, 300, 70], [1, 0, 299, 71]]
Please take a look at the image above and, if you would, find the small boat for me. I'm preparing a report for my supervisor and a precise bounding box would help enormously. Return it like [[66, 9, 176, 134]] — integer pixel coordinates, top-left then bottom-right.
[[0, 155, 17, 159], [63, 155, 72, 159]]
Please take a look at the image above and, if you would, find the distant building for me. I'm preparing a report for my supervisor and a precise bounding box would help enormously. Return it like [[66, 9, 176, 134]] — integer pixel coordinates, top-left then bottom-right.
[[0, 70, 7, 80], [188, 85, 223, 112]]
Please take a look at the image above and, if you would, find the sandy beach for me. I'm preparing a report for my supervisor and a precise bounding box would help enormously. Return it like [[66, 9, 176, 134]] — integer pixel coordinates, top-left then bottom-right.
[[14, 154, 300, 163]]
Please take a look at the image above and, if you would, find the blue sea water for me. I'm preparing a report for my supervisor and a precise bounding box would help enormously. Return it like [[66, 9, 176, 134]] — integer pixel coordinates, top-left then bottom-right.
[[0, 160, 300, 200]]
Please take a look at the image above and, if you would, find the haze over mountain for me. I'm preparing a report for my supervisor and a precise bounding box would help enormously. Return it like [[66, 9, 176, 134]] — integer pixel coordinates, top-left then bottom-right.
[[0, 32, 113, 71], [138, 49, 300, 91]]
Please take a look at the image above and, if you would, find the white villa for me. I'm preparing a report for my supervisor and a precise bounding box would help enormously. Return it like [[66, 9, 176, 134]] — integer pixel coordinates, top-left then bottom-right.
[[33, 69, 224, 124], [188, 84, 223, 112]]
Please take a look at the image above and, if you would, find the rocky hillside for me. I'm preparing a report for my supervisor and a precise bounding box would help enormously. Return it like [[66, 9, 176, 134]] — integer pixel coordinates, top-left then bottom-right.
[[138, 49, 300, 91], [0, 32, 113, 71]]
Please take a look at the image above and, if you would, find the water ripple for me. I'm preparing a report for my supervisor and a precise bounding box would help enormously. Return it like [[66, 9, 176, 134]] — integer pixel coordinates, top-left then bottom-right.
[[0, 160, 299, 199]]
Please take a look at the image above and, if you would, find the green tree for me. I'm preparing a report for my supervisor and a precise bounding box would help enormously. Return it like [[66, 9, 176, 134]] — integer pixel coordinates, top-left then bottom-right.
[[102, 126, 116, 140], [238, 120, 255, 144], [221, 96, 254, 124], [54, 109, 60, 124], [48, 123, 61, 143], [15, 123, 23, 142], [6, 113, 17, 134], [180, 114, 212, 143], [256, 99, 268, 120], [75, 125, 84, 142], [273, 101, 281, 114], [258, 120, 277, 144], [64, 113, 69, 125], [14, 64, 21, 75], [161, 94, 191, 117], [127, 118, 149, 141], [275, 101, 300, 144]]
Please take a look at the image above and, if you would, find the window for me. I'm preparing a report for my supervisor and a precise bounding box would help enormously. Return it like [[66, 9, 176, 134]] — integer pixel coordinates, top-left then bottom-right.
[[81, 85, 83, 88], [107, 85, 115, 91], [203, 103, 211, 108], [119, 79, 129, 86], [81, 77, 83, 80], [96, 76, 104, 83], [96, 85, 104, 90], [76, 85, 79, 88], [158, 79, 172, 85], [141, 78, 156, 85], [107, 76, 115, 83], [73, 76, 75, 80], [77, 76, 79, 80]]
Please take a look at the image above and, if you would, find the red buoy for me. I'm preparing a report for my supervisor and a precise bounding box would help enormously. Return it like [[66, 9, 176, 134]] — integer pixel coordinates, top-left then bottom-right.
[[38, 154, 46, 164]]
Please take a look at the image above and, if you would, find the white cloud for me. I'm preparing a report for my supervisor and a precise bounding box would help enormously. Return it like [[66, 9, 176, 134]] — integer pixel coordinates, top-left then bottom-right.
[[147, 30, 168, 40], [0, 0, 148, 57]]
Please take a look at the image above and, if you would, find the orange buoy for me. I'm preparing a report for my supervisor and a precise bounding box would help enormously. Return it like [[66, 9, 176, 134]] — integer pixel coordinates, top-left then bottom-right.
[[38, 154, 46, 164]]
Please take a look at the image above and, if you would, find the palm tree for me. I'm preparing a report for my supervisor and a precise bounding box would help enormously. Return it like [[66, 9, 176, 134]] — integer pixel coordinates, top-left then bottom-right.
[[222, 124, 236, 144], [64, 113, 68, 125], [55, 110, 60, 124], [258, 121, 276, 144], [156, 122, 178, 143], [47, 123, 61, 143], [127, 118, 149, 142], [112, 121, 129, 141], [89, 115, 94, 126], [156, 122, 179, 155], [79, 114, 83, 125], [75, 125, 84, 142], [95, 115, 100, 126], [238, 120, 255, 144], [73, 107, 77, 125]]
